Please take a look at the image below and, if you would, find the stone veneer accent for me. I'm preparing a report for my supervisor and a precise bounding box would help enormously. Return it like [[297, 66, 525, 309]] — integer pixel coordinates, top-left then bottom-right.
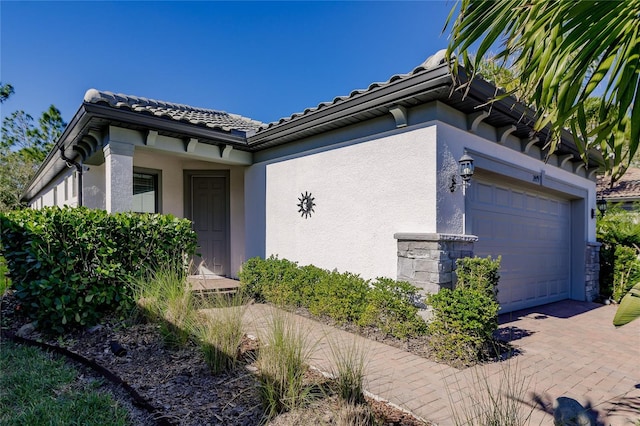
[[585, 242, 602, 301], [396, 233, 601, 312], [394, 233, 478, 297]]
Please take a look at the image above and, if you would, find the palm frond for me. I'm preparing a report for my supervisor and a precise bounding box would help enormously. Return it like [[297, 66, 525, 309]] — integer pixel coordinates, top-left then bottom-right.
[[445, 0, 640, 181]]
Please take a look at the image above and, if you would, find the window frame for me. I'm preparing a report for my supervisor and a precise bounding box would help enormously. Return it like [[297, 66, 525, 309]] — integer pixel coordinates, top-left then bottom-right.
[[132, 167, 162, 214]]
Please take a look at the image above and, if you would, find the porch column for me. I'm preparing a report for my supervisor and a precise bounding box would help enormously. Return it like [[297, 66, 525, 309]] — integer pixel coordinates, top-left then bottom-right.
[[103, 140, 134, 213]]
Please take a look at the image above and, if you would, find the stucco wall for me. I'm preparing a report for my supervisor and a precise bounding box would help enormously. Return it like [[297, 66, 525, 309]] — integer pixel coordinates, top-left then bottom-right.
[[247, 125, 439, 280], [83, 164, 106, 210], [246, 102, 596, 285], [29, 169, 78, 209], [436, 121, 597, 241]]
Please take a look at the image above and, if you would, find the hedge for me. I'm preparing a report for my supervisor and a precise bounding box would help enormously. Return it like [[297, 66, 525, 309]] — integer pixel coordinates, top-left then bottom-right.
[[596, 205, 640, 300], [0, 206, 197, 333], [239, 256, 426, 339]]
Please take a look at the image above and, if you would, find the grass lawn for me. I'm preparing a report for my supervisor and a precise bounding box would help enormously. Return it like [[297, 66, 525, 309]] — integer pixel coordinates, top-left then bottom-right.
[[0, 341, 131, 426]]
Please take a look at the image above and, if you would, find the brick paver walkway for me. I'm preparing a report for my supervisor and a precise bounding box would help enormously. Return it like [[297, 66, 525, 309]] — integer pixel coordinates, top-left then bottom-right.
[[244, 301, 639, 425]]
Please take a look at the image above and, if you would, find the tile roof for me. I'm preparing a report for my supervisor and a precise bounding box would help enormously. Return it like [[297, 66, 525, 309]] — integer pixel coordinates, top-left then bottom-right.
[[82, 50, 450, 141], [258, 49, 449, 131], [83, 88, 265, 135], [597, 167, 640, 200]]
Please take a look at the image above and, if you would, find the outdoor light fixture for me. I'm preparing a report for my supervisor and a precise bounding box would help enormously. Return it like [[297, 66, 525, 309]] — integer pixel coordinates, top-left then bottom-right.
[[450, 151, 475, 192], [596, 197, 608, 216]]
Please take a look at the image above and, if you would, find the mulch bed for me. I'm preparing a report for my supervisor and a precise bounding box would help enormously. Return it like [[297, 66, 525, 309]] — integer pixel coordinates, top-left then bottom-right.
[[293, 306, 435, 359], [1, 291, 432, 426]]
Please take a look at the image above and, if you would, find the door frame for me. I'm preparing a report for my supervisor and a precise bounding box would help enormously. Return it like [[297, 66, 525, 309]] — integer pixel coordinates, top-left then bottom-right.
[[183, 169, 231, 276]]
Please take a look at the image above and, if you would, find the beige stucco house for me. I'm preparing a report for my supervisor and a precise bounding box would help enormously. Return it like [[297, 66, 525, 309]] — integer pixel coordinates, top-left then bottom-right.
[[22, 51, 602, 313]]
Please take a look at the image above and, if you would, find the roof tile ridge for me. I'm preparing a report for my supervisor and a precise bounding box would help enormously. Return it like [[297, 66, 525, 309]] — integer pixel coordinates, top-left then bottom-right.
[[83, 88, 266, 128], [227, 112, 267, 127], [85, 88, 221, 115]]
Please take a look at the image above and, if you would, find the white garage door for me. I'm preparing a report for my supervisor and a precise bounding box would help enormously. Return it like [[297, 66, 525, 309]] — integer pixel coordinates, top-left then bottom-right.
[[467, 177, 571, 313]]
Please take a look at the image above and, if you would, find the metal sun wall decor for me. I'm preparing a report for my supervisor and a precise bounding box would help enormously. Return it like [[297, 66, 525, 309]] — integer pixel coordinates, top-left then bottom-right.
[[297, 191, 315, 219]]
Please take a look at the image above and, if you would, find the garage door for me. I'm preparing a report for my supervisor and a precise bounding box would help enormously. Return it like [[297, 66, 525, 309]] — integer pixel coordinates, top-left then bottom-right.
[[467, 177, 571, 313]]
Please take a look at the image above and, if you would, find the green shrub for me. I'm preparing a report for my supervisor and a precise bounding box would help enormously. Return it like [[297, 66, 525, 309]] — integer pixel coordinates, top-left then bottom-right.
[[295, 264, 326, 307], [263, 262, 321, 308], [597, 206, 640, 298], [456, 256, 500, 297], [427, 256, 501, 366], [308, 271, 369, 324], [612, 245, 640, 302], [238, 255, 300, 305], [0, 206, 197, 333], [239, 257, 425, 339], [0, 256, 10, 296], [359, 278, 427, 339]]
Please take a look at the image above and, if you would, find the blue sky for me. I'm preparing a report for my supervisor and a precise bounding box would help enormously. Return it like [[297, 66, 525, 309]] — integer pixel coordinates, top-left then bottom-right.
[[1, 1, 459, 126]]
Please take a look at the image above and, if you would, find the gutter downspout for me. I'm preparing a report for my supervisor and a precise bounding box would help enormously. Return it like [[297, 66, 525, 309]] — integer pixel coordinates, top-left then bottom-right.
[[59, 147, 83, 207]]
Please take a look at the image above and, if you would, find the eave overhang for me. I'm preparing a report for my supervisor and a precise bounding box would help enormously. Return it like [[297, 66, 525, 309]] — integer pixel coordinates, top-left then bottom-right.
[[247, 64, 602, 171], [21, 103, 254, 203], [247, 64, 453, 149]]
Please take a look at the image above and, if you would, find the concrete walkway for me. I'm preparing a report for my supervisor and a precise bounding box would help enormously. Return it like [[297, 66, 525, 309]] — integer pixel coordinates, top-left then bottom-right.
[[243, 301, 640, 425]]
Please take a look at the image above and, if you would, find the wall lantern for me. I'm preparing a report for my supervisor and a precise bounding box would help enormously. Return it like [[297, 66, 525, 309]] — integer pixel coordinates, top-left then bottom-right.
[[450, 151, 475, 192], [459, 152, 475, 183]]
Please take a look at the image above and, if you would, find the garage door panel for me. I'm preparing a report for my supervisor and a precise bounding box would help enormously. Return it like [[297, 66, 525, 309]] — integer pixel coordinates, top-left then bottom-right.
[[510, 192, 523, 210], [496, 187, 510, 206], [468, 179, 571, 313], [476, 182, 494, 204], [473, 218, 493, 238], [526, 194, 538, 211], [549, 279, 561, 296], [547, 199, 558, 215], [538, 281, 549, 297]]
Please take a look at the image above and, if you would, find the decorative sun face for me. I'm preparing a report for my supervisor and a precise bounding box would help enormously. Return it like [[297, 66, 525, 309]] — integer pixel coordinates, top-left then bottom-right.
[[297, 191, 315, 219]]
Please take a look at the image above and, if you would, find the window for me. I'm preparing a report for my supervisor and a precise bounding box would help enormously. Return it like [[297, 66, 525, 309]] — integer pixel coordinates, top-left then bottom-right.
[[64, 177, 69, 201], [132, 169, 161, 213], [53, 187, 58, 206]]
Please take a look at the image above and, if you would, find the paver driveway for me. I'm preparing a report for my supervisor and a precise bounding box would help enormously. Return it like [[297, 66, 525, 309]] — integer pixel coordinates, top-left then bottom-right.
[[244, 300, 639, 425], [493, 301, 639, 425]]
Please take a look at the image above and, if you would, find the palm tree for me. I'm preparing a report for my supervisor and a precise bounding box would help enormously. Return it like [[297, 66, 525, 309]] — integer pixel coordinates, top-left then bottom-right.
[[445, 0, 640, 183], [445, 1, 640, 326]]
